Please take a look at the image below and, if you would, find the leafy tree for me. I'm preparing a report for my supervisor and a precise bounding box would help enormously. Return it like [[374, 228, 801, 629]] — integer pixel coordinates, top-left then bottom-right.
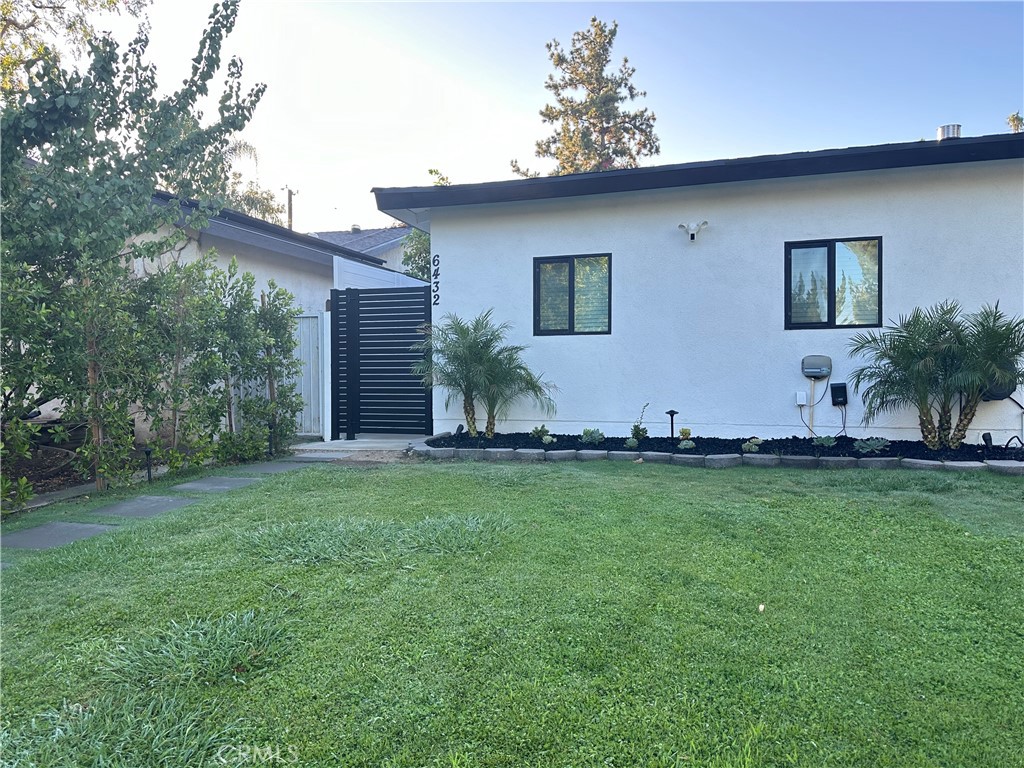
[[1009, 111, 1023, 133], [1, 0, 265, 489], [401, 168, 450, 279], [848, 301, 1024, 450], [0, 0, 148, 91], [511, 17, 659, 178]]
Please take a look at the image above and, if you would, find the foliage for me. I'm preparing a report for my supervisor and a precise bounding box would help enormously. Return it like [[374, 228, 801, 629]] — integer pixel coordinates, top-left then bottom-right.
[[477, 344, 556, 439], [222, 138, 284, 223], [741, 437, 763, 453], [677, 439, 696, 450], [511, 17, 659, 177], [401, 169, 450, 279], [849, 301, 1024, 449], [678, 427, 691, 440], [1009, 111, 1023, 133], [812, 435, 837, 447], [623, 437, 638, 449], [0, 418, 40, 511], [401, 228, 431, 281], [530, 424, 550, 440], [1, 0, 265, 490], [413, 309, 554, 439], [0, 0, 149, 91], [541, 434, 557, 445], [630, 403, 649, 442], [853, 437, 890, 455], [580, 428, 605, 445]]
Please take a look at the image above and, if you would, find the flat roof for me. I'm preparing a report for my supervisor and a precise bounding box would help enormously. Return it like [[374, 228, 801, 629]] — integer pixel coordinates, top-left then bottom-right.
[[374, 133, 1023, 230]]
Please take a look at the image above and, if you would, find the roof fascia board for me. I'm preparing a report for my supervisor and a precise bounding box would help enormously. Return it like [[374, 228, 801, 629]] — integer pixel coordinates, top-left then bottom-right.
[[374, 134, 1023, 216], [152, 192, 385, 266]]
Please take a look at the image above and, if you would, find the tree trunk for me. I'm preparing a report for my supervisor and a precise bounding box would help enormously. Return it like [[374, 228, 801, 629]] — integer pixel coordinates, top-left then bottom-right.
[[462, 395, 477, 437], [936, 396, 953, 449], [224, 375, 235, 433], [949, 396, 981, 449], [918, 409, 941, 451], [485, 411, 496, 439], [86, 335, 107, 492]]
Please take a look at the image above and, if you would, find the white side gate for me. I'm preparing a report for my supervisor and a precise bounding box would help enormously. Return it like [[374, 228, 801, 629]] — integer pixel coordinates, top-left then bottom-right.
[[294, 314, 322, 437]]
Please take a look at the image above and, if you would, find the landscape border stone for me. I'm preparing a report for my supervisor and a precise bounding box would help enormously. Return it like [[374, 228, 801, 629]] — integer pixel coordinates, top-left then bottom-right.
[[608, 451, 640, 461], [819, 456, 858, 470], [640, 451, 671, 463], [415, 440, 1016, 475], [545, 450, 577, 462], [742, 454, 779, 468], [902, 458, 945, 472], [780, 455, 819, 469]]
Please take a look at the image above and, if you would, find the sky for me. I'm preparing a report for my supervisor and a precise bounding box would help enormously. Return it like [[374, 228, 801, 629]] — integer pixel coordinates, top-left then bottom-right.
[[86, 1, 1024, 234]]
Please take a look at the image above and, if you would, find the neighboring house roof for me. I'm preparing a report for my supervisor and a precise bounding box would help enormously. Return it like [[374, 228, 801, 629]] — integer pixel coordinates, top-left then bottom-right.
[[153, 190, 386, 268], [374, 133, 1024, 230], [309, 226, 412, 260]]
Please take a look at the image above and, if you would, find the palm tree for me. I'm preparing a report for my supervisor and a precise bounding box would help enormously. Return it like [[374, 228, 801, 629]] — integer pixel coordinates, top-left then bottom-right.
[[478, 345, 557, 438], [946, 303, 1024, 448], [849, 301, 1024, 450], [848, 303, 959, 450], [410, 310, 508, 437]]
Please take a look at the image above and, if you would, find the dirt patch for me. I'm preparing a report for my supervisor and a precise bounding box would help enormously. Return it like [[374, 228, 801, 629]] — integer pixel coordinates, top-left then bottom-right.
[[330, 450, 422, 467]]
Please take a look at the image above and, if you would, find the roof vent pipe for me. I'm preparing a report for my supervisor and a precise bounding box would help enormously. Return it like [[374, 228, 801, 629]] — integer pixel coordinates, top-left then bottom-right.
[[937, 124, 961, 141], [351, 224, 361, 232]]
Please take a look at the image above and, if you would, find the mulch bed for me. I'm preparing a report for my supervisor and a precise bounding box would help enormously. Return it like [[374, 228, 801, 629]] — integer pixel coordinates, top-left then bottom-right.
[[427, 432, 1024, 462], [5, 446, 92, 495]]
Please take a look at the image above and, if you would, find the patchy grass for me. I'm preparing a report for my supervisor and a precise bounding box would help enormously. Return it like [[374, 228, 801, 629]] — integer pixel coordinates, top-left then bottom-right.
[[1, 462, 1022, 767]]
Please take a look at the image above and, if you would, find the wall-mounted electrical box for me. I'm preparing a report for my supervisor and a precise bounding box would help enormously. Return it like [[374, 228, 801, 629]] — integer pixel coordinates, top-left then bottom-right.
[[830, 383, 848, 406], [801, 355, 832, 380], [796, 391, 808, 406]]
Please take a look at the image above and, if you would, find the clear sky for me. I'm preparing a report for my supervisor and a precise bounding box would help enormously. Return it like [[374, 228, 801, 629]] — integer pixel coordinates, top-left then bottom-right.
[[89, 1, 1024, 233]]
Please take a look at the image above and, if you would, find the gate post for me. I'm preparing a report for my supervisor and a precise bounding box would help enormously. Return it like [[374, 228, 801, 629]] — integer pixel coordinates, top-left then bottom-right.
[[345, 287, 360, 440]]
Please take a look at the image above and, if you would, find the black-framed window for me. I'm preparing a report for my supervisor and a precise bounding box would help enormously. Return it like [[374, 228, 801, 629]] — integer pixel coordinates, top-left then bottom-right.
[[534, 254, 611, 335], [785, 238, 881, 329]]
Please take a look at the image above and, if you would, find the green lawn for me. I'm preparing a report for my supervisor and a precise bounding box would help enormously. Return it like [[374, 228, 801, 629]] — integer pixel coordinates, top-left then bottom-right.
[[2, 462, 1022, 767]]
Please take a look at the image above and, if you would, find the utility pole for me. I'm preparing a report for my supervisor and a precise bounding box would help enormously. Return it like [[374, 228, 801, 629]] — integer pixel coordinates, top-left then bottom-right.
[[281, 185, 299, 230]]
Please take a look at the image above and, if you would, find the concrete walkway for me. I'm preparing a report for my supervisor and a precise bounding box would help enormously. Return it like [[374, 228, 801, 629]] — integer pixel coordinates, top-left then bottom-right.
[[1, 436, 433, 559], [1, 453, 344, 559]]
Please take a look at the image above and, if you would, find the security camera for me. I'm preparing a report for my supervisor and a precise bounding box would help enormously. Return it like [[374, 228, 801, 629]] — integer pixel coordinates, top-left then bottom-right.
[[678, 220, 708, 241]]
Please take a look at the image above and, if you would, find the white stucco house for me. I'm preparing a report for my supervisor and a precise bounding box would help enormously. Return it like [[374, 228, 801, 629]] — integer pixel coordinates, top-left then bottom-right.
[[374, 131, 1024, 444]]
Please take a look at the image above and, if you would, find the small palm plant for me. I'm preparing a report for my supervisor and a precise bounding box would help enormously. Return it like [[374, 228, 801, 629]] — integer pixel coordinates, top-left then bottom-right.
[[849, 301, 1024, 450], [478, 345, 556, 438], [411, 311, 507, 437], [412, 310, 556, 438], [946, 303, 1024, 448]]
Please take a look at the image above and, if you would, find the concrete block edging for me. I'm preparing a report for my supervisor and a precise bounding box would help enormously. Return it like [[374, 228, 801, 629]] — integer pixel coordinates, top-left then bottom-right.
[[417, 443, 1021, 475]]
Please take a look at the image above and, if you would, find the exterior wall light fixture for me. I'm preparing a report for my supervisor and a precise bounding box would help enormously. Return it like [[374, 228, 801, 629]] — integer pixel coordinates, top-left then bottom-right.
[[679, 220, 708, 241]]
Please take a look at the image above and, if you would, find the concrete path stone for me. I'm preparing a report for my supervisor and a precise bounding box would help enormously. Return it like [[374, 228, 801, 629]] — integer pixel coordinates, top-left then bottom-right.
[[228, 461, 316, 475], [87, 495, 196, 519], [985, 460, 1024, 476], [2, 521, 117, 550], [171, 476, 262, 493]]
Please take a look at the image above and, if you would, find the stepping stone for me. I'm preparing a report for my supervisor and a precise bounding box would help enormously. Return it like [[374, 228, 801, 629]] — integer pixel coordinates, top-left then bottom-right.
[[87, 496, 196, 519], [171, 476, 262, 493], [2, 521, 116, 550], [230, 461, 312, 475]]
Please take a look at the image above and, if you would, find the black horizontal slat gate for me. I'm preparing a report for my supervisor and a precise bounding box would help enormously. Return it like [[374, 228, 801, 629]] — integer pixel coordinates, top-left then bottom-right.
[[330, 286, 431, 440]]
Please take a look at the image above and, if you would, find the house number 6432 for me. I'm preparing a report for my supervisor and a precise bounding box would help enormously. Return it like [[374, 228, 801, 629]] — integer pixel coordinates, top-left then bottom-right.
[[431, 254, 440, 306]]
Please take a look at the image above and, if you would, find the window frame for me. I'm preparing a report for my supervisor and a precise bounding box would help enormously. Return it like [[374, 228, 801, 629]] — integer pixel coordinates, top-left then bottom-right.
[[784, 237, 882, 330], [533, 253, 612, 336]]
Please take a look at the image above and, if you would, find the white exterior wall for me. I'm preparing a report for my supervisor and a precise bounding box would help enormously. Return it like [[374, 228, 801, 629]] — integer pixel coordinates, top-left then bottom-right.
[[430, 159, 1024, 444], [198, 234, 333, 314], [334, 259, 427, 290]]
